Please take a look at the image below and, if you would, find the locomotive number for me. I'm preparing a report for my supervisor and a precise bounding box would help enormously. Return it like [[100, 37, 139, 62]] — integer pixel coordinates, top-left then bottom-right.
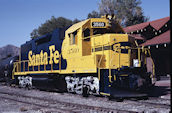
[[92, 22, 105, 27], [68, 48, 79, 54]]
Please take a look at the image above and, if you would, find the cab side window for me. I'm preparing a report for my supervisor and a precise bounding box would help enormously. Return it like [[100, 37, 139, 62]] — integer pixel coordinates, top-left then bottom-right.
[[83, 28, 90, 41], [69, 31, 77, 45]]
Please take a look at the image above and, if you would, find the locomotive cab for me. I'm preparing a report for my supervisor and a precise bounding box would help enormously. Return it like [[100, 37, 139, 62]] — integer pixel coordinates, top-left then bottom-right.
[[62, 16, 125, 72], [61, 15, 155, 96]]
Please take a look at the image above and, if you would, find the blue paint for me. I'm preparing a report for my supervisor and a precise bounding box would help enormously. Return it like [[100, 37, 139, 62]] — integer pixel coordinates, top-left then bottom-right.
[[20, 28, 68, 72]]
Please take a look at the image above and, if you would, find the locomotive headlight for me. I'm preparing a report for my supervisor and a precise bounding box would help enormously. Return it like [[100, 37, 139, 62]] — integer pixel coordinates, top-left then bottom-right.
[[113, 43, 120, 51], [133, 59, 139, 67], [10, 60, 13, 65], [113, 45, 117, 51]]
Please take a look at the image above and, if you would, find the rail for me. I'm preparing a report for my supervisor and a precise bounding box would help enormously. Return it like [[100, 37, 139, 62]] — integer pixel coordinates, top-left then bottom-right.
[[12, 54, 62, 78]]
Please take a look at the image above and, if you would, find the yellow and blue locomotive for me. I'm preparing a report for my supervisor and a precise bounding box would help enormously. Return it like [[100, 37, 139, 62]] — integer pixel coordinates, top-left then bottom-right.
[[12, 15, 155, 97]]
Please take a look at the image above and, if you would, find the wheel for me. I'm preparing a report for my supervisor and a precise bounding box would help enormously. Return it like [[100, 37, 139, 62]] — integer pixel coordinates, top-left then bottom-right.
[[82, 85, 89, 97], [27, 84, 32, 90]]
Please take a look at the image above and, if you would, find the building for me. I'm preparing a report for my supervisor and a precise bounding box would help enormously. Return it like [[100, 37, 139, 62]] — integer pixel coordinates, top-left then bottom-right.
[[124, 17, 170, 77]]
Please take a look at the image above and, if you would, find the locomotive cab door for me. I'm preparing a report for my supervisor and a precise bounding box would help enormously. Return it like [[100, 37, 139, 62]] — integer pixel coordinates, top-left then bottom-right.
[[99, 69, 112, 96]]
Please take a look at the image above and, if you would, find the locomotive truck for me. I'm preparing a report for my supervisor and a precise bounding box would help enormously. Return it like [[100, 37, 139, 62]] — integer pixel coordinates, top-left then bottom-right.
[[12, 15, 155, 97]]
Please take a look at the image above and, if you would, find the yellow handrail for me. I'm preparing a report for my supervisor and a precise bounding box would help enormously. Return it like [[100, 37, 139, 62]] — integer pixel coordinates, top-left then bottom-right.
[[147, 49, 155, 83]]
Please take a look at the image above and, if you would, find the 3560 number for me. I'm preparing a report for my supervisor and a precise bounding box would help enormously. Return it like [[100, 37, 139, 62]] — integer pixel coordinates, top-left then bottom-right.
[[92, 22, 105, 27]]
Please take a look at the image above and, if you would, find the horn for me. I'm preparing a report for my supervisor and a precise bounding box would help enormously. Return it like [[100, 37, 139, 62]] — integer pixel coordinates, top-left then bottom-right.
[[111, 14, 114, 19], [105, 14, 108, 18]]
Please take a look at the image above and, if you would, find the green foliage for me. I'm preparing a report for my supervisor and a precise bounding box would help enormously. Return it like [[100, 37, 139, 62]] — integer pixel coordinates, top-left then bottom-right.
[[72, 18, 80, 24], [30, 16, 79, 39], [31, 0, 148, 39], [87, 10, 101, 18], [30, 29, 39, 39], [99, 0, 115, 15], [90, 0, 149, 27]]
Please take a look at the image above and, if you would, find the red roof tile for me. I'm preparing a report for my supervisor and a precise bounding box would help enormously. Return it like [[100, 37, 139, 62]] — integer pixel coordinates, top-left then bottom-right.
[[140, 30, 170, 46], [123, 22, 149, 33], [128, 34, 144, 40], [124, 17, 170, 33], [150, 17, 170, 30]]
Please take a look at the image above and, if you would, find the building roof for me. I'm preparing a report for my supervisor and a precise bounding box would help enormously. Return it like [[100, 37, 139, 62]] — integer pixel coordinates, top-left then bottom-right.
[[128, 34, 144, 40], [140, 30, 170, 46], [123, 22, 149, 33], [124, 17, 170, 33], [150, 17, 169, 30]]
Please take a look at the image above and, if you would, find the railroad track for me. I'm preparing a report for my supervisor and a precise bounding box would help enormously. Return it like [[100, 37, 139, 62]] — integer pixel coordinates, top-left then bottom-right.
[[0, 90, 135, 113], [124, 99, 170, 109], [0, 84, 170, 113], [80, 91, 171, 109], [138, 97, 170, 106]]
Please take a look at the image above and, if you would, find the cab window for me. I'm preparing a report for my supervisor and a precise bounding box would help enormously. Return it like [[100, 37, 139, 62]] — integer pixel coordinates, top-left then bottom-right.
[[93, 28, 105, 35], [69, 31, 77, 45], [83, 28, 90, 41]]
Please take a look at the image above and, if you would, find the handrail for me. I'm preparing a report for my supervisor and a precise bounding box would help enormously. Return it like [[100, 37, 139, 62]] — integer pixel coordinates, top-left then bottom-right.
[[98, 36, 104, 68], [98, 54, 103, 68], [110, 47, 151, 68], [118, 48, 121, 69], [147, 49, 156, 84], [13, 55, 95, 74], [12, 63, 17, 79]]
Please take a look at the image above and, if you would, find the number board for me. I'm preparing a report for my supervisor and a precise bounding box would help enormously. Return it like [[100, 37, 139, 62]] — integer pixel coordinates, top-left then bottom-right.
[[92, 22, 106, 27]]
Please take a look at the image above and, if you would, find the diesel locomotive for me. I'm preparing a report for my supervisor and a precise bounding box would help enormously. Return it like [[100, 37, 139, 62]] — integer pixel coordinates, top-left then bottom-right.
[[12, 15, 155, 97]]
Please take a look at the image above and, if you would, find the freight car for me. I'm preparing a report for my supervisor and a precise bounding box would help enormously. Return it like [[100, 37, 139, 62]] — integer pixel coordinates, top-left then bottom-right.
[[12, 15, 155, 97]]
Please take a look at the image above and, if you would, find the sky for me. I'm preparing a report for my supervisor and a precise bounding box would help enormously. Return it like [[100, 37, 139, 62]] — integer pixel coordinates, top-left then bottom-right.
[[0, 0, 170, 47]]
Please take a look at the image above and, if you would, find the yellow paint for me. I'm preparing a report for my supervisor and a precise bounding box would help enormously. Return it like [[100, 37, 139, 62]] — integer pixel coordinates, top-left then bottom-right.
[[147, 49, 155, 81], [44, 52, 48, 65], [114, 75, 116, 81], [49, 45, 55, 64], [100, 92, 110, 96], [28, 45, 59, 66], [98, 68, 100, 80], [13, 68, 97, 76], [138, 47, 141, 67], [108, 69, 112, 83], [28, 51, 32, 66], [120, 74, 128, 76]]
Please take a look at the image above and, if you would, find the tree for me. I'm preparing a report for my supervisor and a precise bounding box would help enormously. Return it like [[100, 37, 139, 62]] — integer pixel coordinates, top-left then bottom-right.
[[72, 18, 80, 24], [30, 16, 74, 39], [30, 29, 39, 39], [87, 10, 101, 18], [124, 6, 149, 26], [99, 0, 115, 15], [98, 0, 149, 27]]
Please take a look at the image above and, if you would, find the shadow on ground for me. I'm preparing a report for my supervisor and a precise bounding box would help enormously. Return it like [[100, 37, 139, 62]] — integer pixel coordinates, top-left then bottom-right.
[[147, 86, 170, 97]]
